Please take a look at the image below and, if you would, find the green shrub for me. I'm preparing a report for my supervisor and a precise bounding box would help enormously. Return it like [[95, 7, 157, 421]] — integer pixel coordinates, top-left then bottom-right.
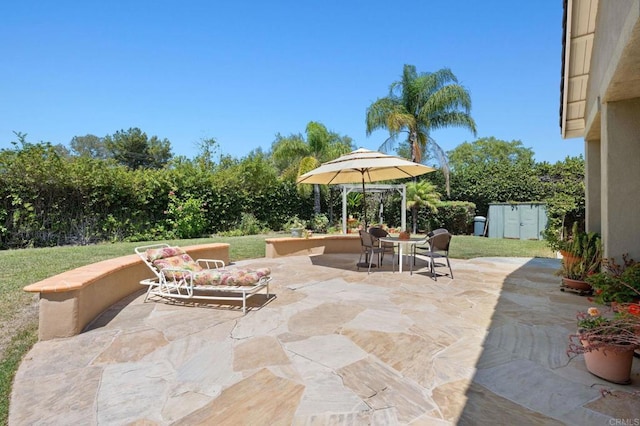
[[217, 229, 244, 237], [284, 215, 307, 230], [0, 142, 316, 246], [425, 201, 475, 234], [588, 255, 640, 304], [310, 213, 329, 232], [164, 191, 209, 239], [238, 213, 264, 235]]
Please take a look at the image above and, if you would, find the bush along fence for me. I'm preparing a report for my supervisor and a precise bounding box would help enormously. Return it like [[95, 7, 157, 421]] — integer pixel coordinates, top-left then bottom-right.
[[0, 143, 314, 248]]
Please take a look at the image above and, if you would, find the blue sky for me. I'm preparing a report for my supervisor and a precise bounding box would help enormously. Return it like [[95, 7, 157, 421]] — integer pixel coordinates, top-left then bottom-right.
[[0, 1, 581, 164]]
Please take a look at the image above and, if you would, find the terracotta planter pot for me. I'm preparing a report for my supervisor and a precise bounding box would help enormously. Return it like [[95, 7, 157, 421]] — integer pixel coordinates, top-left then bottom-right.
[[398, 231, 410, 240], [581, 340, 635, 384], [562, 277, 592, 292]]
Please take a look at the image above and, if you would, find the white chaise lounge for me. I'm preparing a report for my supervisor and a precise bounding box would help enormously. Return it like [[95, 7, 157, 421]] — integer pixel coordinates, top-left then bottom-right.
[[135, 244, 271, 314]]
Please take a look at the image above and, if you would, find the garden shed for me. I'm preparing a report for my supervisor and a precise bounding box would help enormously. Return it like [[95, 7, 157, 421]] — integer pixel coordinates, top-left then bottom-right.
[[487, 203, 547, 240]]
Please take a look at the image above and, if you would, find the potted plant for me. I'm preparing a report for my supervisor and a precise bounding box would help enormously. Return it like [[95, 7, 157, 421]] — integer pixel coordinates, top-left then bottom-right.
[[310, 213, 329, 233], [398, 228, 411, 240], [587, 254, 640, 306], [555, 222, 578, 258], [285, 216, 307, 238], [558, 224, 602, 294], [346, 215, 359, 233], [567, 304, 640, 384]]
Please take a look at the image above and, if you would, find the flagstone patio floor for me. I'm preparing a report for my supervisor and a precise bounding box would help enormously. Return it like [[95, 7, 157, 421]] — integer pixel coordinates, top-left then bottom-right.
[[10, 254, 640, 425]]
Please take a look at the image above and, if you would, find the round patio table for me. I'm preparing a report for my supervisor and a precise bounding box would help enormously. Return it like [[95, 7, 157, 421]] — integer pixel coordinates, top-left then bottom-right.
[[379, 236, 428, 274]]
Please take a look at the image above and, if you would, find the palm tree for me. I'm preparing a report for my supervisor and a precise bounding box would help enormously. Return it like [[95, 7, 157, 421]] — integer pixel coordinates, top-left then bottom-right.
[[406, 180, 441, 234], [366, 64, 477, 194], [271, 121, 353, 214]]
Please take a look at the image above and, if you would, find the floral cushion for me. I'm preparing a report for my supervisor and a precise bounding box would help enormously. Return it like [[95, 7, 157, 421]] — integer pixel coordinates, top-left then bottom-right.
[[152, 254, 203, 279], [146, 247, 186, 262], [191, 267, 271, 287], [192, 269, 226, 286], [221, 268, 271, 286], [144, 245, 270, 286]]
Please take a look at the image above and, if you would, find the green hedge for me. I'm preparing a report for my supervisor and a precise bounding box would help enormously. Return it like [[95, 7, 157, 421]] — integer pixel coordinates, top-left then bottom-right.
[[424, 201, 476, 235], [0, 143, 314, 248]]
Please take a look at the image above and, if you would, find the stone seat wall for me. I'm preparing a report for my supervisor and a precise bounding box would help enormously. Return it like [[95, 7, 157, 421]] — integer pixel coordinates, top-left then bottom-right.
[[265, 235, 361, 258], [23, 243, 230, 341]]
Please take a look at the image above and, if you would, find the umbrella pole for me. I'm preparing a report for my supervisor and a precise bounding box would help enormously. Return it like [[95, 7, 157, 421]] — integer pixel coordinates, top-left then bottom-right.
[[362, 176, 367, 229], [359, 174, 376, 268]]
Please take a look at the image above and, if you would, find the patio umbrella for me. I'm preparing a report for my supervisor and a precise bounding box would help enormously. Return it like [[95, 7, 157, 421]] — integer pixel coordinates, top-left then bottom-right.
[[296, 148, 436, 228]]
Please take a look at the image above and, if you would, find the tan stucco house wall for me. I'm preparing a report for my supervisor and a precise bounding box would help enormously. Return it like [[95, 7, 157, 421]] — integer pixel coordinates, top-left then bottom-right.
[[561, 0, 640, 261]]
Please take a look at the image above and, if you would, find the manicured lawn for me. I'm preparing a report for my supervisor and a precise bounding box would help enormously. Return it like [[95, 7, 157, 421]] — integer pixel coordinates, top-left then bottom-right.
[[450, 235, 555, 259], [0, 233, 554, 423]]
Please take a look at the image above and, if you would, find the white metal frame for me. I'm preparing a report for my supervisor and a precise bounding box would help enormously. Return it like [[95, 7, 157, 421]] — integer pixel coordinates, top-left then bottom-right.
[[135, 244, 271, 314], [341, 184, 406, 234]]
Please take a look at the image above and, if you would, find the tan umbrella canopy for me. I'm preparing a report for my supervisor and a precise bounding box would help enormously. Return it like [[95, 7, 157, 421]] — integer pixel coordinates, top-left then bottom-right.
[[297, 148, 436, 228]]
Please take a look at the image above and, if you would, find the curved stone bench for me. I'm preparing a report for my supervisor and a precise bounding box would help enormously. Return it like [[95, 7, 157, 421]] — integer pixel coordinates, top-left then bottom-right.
[[23, 243, 230, 341], [265, 235, 361, 258]]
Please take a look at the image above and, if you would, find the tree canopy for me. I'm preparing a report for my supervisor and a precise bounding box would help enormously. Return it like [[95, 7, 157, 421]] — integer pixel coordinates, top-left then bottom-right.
[[70, 134, 109, 159], [446, 137, 583, 219], [271, 121, 354, 213], [447, 137, 534, 170], [366, 64, 477, 193], [103, 127, 172, 169]]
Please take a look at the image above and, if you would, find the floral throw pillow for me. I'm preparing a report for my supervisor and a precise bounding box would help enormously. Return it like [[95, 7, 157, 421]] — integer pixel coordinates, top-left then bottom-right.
[[220, 268, 271, 286], [146, 247, 186, 262], [192, 270, 225, 286], [153, 254, 203, 279]]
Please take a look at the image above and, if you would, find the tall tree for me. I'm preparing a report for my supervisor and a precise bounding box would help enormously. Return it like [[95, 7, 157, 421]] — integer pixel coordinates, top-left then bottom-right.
[[271, 121, 354, 214], [70, 134, 108, 159], [194, 137, 219, 170], [366, 64, 477, 194], [447, 137, 542, 215], [104, 127, 172, 169]]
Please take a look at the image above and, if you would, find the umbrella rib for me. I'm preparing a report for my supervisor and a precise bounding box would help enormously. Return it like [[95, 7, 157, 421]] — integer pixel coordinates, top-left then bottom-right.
[[363, 168, 371, 183], [325, 171, 342, 185], [393, 166, 414, 179]]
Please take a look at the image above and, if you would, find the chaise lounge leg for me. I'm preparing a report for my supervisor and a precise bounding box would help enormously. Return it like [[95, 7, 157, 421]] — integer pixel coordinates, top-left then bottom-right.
[[242, 291, 247, 315], [143, 281, 156, 302]]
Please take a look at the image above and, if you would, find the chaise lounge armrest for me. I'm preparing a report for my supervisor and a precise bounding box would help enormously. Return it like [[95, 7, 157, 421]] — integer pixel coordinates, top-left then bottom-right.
[[195, 258, 226, 269]]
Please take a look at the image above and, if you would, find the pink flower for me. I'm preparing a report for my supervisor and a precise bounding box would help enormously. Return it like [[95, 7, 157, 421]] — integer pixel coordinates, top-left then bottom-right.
[[587, 307, 600, 317]]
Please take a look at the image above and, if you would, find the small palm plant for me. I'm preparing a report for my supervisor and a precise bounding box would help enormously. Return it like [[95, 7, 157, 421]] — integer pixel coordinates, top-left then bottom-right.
[[406, 180, 441, 234]]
